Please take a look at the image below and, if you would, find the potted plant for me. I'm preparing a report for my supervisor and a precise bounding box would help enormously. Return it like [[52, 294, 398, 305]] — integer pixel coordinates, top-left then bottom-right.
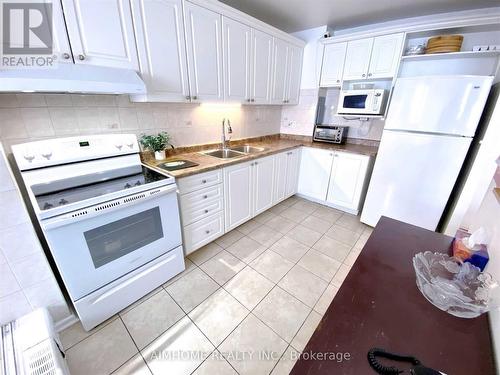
[[139, 132, 173, 160]]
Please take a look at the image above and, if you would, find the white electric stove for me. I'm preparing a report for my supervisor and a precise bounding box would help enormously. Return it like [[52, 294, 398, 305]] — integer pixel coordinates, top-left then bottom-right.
[[12, 134, 185, 331]]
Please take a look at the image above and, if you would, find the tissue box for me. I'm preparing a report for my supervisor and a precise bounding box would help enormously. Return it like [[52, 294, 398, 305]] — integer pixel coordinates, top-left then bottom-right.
[[452, 228, 489, 271]]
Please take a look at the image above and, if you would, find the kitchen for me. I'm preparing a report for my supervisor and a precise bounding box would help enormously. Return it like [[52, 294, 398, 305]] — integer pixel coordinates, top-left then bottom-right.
[[0, 0, 499, 374]]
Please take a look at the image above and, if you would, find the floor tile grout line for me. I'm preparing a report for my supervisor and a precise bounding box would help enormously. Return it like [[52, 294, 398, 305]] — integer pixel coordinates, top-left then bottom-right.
[[62, 315, 120, 352]]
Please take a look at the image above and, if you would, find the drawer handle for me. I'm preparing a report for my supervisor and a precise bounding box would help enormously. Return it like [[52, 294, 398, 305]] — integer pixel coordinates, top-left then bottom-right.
[[205, 230, 210, 234], [254, 161, 258, 165], [203, 195, 208, 199], [204, 209, 209, 214], [202, 179, 207, 184]]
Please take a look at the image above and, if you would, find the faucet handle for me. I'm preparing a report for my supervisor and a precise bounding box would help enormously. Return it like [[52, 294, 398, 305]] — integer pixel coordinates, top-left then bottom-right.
[[227, 119, 233, 134]]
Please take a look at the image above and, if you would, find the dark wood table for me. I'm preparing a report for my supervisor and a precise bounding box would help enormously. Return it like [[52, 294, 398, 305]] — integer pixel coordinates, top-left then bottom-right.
[[291, 216, 496, 375]]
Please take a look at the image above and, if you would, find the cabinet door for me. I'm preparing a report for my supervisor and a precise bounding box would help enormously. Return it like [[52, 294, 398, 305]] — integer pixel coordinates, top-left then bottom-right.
[[224, 161, 253, 231], [327, 152, 369, 212], [285, 148, 300, 197], [285, 45, 303, 105], [273, 152, 288, 204], [62, 0, 139, 69], [131, 0, 190, 102], [320, 42, 347, 87], [184, 2, 223, 102], [270, 38, 289, 104], [297, 147, 333, 201], [223, 17, 251, 103], [343, 38, 373, 80], [251, 29, 273, 104], [253, 156, 275, 215], [367, 33, 404, 79]]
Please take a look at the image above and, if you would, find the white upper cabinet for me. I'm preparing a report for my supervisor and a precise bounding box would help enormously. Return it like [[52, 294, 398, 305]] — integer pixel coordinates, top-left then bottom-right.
[[286, 45, 303, 105], [326, 152, 370, 213], [131, 0, 190, 102], [270, 38, 289, 104], [252, 156, 275, 215], [61, 0, 139, 70], [297, 147, 334, 201], [367, 33, 404, 79], [184, 2, 224, 102], [251, 29, 273, 104], [320, 42, 347, 86], [340, 33, 404, 81], [342, 38, 373, 80], [223, 17, 251, 102]]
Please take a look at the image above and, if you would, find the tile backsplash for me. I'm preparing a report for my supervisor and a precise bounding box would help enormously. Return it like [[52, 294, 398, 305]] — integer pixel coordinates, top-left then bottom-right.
[[0, 94, 283, 153], [0, 144, 71, 327]]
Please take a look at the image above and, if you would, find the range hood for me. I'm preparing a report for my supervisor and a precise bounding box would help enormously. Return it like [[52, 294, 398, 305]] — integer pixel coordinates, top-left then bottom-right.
[[0, 64, 146, 94]]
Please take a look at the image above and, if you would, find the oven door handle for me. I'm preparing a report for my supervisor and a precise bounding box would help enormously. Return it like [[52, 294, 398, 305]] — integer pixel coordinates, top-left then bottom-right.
[[41, 184, 178, 230]]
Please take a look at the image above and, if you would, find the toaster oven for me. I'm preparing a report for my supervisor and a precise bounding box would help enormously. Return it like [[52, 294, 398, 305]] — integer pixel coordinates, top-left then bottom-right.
[[313, 125, 347, 144]]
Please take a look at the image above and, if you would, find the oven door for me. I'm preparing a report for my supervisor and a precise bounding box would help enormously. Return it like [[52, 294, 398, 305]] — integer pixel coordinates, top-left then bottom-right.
[[41, 185, 182, 300], [338, 92, 374, 114]]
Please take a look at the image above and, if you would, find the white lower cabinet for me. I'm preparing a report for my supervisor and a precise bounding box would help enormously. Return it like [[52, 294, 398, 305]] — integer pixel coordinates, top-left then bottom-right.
[[253, 156, 275, 215], [273, 149, 300, 204], [326, 152, 370, 213], [298, 147, 334, 201], [223, 161, 253, 231], [178, 169, 224, 255], [285, 148, 300, 197], [183, 212, 224, 254], [298, 147, 371, 214], [223, 156, 275, 231]]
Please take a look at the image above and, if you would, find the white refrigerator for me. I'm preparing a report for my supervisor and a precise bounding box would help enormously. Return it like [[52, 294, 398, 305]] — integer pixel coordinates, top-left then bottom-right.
[[360, 75, 493, 231]]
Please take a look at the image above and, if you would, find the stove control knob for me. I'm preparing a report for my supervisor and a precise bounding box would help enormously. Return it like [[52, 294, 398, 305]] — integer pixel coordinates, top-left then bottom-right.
[[43, 202, 53, 210], [115, 143, 123, 150], [124, 183, 131, 188], [41, 150, 53, 160], [24, 153, 35, 162], [126, 142, 135, 149], [59, 199, 69, 205], [134, 181, 141, 186]]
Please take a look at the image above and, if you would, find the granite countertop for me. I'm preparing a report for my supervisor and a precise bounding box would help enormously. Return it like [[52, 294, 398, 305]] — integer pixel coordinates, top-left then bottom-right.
[[142, 136, 378, 178]]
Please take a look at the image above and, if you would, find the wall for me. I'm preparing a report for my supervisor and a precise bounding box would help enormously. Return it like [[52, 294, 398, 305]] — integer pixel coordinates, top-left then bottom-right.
[[0, 143, 72, 327], [0, 94, 283, 153]]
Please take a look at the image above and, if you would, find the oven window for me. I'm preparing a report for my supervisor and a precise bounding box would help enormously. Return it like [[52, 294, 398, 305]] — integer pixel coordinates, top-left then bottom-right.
[[84, 207, 163, 268], [343, 95, 367, 109]]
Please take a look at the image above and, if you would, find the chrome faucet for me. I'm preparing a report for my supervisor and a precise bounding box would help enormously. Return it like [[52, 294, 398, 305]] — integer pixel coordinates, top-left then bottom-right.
[[221, 118, 233, 149]]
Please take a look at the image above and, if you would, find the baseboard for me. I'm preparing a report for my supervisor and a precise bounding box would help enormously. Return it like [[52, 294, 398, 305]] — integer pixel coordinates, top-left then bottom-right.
[[54, 313, 79, 333]]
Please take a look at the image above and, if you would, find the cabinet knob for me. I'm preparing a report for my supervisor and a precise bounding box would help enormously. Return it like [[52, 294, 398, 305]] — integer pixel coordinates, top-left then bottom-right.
[[251, 99, 255, 102], [203, 195, 208, 199], [62, 53, 70, 60], [283, 99, 286, 103], [336, 79, 340, 83], [368, 73, 372, 77], [78, 54, 85, 61], [201, 179, 207, 184], [192, 96, 198, 100], [247, 99, 251, 102], [204, 209, 209, 214], [254, 161, 258, 165], [362, 74, 366, 77], [330, 153, 334, 156], [205, 230, 210, 234], [185, 95, 191, 100]]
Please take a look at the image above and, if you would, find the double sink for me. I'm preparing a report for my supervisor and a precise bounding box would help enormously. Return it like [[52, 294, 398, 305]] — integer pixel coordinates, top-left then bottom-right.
[[201, 145, 266, 159]]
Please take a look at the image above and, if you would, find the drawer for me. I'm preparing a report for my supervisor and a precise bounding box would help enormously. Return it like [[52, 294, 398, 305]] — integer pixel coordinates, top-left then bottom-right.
[[180, 187, 224, 227], [177, 169, 222, 194], [183, 212, 224, 255]]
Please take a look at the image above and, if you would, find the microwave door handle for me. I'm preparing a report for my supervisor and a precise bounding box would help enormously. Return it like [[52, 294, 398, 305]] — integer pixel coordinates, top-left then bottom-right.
[[41, 184, 177, 231]]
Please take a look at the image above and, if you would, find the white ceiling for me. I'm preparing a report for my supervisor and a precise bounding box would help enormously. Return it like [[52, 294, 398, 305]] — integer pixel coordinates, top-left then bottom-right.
[[218, 0, 499, 32]]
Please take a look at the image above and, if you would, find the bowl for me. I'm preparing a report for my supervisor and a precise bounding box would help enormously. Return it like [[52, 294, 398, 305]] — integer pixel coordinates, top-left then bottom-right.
[[413, 251, 499, 318]]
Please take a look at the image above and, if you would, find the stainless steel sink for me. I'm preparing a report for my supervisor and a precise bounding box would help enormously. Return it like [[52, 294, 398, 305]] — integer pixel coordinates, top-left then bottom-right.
[[229, 145, 267, 154], [202, 149, 245, 159]]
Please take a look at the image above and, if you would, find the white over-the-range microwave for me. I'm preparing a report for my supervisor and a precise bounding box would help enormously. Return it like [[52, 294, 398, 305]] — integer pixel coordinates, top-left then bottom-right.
[[337, 89, 388, 115]]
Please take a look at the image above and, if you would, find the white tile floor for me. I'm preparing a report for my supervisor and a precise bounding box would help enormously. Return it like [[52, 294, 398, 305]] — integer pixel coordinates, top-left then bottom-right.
[[60, 196, 372, 375]]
